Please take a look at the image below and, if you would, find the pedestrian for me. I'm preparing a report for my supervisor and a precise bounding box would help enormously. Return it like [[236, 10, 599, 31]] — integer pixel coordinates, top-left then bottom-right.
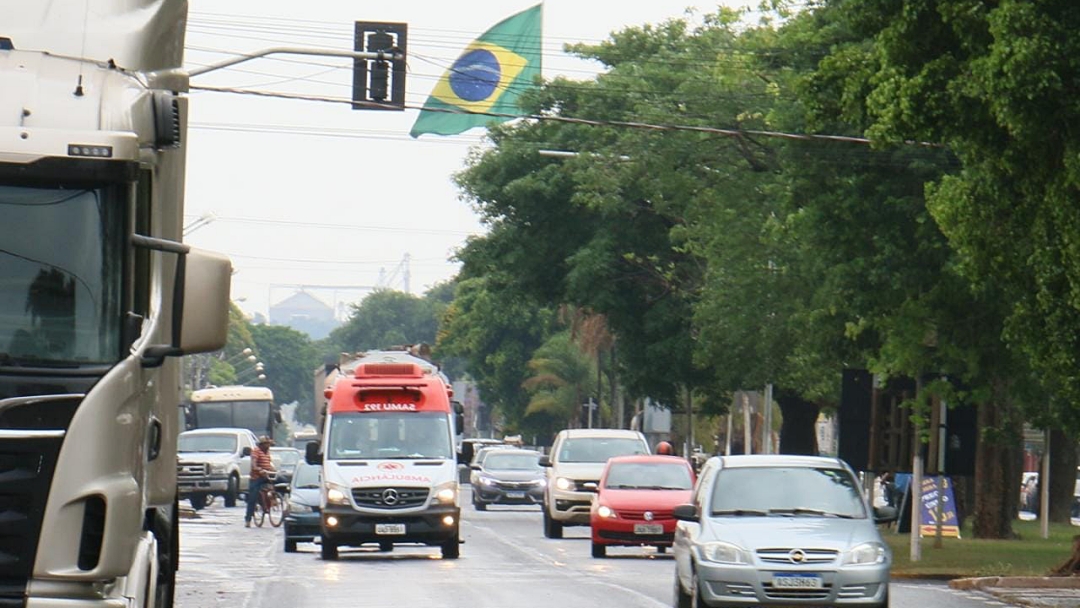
[[245, 435, 275, 527]]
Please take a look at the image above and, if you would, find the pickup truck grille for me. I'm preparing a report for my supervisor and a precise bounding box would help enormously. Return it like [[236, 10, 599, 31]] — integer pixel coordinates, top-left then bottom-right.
[[352, 487, 429, 509], [177, 461, 209, 479]]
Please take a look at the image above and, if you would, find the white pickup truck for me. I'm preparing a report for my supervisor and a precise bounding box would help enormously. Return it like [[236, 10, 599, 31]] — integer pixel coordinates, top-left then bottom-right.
[[177, 428, 257, 509]]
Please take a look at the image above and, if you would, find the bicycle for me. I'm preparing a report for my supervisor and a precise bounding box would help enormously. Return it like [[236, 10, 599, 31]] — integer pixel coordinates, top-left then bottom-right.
[[252, 473, 285, 528]]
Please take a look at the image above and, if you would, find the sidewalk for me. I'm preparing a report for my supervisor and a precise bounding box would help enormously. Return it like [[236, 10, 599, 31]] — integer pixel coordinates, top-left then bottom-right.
[[950, 576, 1080, 607]]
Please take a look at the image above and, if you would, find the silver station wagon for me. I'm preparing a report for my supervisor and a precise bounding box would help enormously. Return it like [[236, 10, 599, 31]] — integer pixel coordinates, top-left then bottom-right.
[[672, 455, 896, 608]]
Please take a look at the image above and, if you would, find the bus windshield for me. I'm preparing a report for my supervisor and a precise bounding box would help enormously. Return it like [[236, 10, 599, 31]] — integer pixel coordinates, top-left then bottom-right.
[[0, 185, 124, 365], [327, 412, 453, 460], [191, 400, 273, 436]]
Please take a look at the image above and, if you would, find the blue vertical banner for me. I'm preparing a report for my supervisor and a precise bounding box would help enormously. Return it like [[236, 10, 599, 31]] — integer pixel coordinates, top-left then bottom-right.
[[918, 475, 961, 538]]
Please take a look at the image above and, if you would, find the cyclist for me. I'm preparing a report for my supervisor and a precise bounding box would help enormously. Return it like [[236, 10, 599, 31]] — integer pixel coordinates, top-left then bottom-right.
[[245, 435, 276, 528]]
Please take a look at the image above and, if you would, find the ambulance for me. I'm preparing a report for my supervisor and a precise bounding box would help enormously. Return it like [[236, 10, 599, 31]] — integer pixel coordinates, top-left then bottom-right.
[[307, 358, 464, 560]]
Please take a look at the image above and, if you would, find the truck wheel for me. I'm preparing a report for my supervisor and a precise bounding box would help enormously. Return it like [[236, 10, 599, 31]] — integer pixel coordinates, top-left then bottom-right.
[[543, 508, 563, 539], [320, 537, 338, 560], [224, 475, 239, 508], [440, 531, 460, 559]]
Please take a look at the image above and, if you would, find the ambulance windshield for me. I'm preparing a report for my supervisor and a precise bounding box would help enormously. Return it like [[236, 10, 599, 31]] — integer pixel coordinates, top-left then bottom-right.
[[327, 412, 453, 460]]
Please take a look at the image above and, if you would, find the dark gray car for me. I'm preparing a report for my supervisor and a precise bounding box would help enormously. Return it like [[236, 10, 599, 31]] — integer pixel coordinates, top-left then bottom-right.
[[471, 449, 545, 510], [673, 455, 896, 608]]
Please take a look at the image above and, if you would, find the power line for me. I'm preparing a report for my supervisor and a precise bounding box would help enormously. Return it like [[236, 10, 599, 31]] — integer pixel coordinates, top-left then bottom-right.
[[190, 83, 937, 148]]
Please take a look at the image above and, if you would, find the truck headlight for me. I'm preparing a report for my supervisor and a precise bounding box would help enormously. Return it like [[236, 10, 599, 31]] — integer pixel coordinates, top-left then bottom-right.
[[434, 481, 458, 504], [699, 541, 750, 565], [209, 464, 227, 475], [844, 542, 888, 565], [555, 477, 574, 491], [325, 483, 350, 505]]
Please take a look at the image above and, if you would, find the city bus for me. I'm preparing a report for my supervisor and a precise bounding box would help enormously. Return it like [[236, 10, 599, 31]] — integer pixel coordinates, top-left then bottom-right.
[[186, 385, 279, 438]]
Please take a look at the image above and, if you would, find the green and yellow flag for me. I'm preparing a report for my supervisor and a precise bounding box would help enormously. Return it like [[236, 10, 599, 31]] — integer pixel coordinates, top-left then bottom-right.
[[410, 4, 542, 138]]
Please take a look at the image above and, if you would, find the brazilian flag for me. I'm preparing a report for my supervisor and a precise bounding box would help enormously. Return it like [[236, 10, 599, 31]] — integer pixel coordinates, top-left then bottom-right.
[[410, 4, 542, 137]]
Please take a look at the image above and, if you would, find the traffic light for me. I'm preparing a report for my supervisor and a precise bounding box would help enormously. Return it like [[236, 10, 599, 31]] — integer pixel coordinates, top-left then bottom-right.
[[352, 22, 407, 111]]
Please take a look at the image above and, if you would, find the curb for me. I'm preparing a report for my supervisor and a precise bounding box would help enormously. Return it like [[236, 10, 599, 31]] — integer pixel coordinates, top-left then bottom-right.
[[949, 576, 1080, 590]]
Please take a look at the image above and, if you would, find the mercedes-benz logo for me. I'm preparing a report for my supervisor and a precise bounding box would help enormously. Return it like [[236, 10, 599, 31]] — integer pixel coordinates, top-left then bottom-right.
[[644, 511, 654, 521], [789, 549, 807, 564], [382, 488, 400, 505]]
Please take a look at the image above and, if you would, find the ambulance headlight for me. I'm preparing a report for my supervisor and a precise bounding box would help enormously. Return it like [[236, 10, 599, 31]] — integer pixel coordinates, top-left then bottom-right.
[[325, 482, 350, 505], [434, 481, 458, 504]]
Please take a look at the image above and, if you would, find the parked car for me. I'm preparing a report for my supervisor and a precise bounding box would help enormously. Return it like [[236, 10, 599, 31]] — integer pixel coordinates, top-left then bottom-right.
[[471, 448, 545, 510], [673, 455, 896, 608], [590, 455, 694, 557], [177, 428, 257, 510], [270, 446, 302, 485], [283, 462, 322, 553], [540, 428, 651, 538]]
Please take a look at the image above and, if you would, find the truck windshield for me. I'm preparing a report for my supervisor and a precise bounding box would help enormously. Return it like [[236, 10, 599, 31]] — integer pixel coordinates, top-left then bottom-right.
[[0, 185, 124, 365], [179, 434, 238, 453], [327, 412, 453, 460]]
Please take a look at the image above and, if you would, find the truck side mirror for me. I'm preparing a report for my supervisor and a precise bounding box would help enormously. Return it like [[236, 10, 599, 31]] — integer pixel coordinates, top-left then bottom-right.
[[539, 455, 551, 467], [134, 240, 232, 367], [241, 447, 251, 457], [305, 441, 323, 465]]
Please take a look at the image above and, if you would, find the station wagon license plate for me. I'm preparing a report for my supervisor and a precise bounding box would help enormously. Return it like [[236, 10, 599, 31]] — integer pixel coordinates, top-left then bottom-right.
[[375, 523, 406, 535], [506, 491, 526, 498], [772, 573, 822, 589], [634, 524, 664, 535]]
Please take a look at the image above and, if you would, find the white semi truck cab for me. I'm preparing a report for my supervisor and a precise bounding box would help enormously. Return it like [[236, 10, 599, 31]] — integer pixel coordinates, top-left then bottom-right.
[[309, 357, 465, 560], [0, 2, 231, 606]]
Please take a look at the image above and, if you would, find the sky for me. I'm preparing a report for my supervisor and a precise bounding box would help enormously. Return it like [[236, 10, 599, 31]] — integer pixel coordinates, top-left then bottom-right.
[[181, 1, 749, 321]]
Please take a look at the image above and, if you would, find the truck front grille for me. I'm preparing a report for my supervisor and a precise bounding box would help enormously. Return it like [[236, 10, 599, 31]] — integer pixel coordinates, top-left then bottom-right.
[[177, 462, 209, 479]]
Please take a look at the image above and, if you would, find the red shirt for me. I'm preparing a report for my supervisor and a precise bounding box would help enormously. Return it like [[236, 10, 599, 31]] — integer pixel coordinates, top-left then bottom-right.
[[250, 446, 274, 480]]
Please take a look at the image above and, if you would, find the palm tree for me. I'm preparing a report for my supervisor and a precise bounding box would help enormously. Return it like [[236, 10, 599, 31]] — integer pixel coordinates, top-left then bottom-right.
[[522, 331, 597, 428]]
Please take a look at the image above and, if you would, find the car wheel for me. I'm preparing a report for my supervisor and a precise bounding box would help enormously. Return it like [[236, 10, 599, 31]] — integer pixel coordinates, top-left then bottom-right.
[[542, 508, 563, 539], [474, 499, 487, 511], [320, 537, 338, 560], [591, 541, 606, 558], [674, 570, 692, 608], [224, 475, 239, 508], [873, 588, 890, 608], [379, 541, 393, 552], [284, 538, 297, 553], [441, 531, 460, 559]]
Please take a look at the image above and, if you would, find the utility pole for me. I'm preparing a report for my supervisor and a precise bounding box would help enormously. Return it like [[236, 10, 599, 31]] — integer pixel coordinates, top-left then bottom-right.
[[742, 392, 752, 454], [910, 378, 923, 563], [763, 384, 773, 454]]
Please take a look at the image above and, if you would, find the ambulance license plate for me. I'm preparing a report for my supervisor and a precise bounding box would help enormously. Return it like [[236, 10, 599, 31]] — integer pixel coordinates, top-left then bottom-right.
[[375, 523, 406, 535]]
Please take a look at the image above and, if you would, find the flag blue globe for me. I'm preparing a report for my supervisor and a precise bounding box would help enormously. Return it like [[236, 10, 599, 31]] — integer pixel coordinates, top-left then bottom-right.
[[449, 49, 502, 102]]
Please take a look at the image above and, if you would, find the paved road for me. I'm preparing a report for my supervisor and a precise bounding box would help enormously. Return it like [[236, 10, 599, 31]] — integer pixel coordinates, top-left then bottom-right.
[[176, 490, 1016, 608]]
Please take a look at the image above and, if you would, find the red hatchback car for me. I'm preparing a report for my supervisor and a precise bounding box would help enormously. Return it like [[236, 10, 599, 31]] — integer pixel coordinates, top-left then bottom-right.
[[589, 455, 695, 558]]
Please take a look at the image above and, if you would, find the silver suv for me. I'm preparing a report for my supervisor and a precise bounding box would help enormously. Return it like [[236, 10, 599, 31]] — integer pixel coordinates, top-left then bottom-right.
[[540, 428, 650, 538], [672, 455, 897, 608], [177, 428, 257, 510]]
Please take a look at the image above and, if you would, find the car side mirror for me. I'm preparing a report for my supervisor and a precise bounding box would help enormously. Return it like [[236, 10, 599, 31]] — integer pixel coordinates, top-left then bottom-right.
[[539, 455, 551, 467], [241, 447, 251, 457], [873, 505, 898, 524], [305, 441, 323, 465], [673, 503, 699, 522]]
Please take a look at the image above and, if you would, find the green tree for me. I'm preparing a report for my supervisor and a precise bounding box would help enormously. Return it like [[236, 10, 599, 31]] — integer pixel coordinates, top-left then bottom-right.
[[522, 331, 597, 428], [250, 324, 319, 424], [323, 289, 440, 355]]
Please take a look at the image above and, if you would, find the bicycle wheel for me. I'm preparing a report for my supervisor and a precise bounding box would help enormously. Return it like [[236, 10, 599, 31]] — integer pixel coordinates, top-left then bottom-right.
[[253, 499, 266, 528], [268, 492, 285, 527]]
